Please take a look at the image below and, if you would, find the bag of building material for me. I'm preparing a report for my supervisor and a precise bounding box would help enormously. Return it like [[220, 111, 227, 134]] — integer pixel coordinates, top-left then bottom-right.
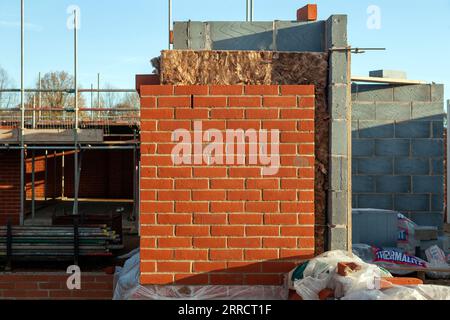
[[293, 250, 391, 300], [425, 245, 450, 279], [353, 244, 428, 275], [397, 213, 419, 255]]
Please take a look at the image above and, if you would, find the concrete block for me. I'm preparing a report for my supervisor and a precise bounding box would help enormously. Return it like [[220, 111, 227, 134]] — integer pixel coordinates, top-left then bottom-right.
[[352, 84, 394, 102], [431, 194, 444, 211], [326, 15, 348, 47], [412, 139, 443, 157], [413, 176, 443, 194], [375, 139, 410, 157], [353, 175, 375, 193], [352, 102, 375, 120], [409, 212, 444, 228], [351, 84, 358, 101], [431, 84, 444, 102], [394, 194, 430, 212], [358, 158, 393, 175], [329, 156, 348, 191], [431, 159, 444, 175], [414, 226, 438, 241], [376, 102, 411, 121], [328, 191, 349, 225], [330, 120, 348, 156], [359, 121, 394, 138], [432, 121, 444, 138], [358, 194, 393, 210], [394, 85, 431, 102], [352, 139, 375, 157], [376, 176, 411, 193], [369, 70, 407, 79], [328, 226, 348, 251], [329, 84, 348, 119], [394, 158, 429, 175], [395, 121, 431, 138], [412, 102, 444, 120]]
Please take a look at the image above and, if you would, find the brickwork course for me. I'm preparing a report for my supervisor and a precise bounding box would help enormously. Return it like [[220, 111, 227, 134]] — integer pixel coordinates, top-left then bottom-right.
[[139, 84, 316, 285]]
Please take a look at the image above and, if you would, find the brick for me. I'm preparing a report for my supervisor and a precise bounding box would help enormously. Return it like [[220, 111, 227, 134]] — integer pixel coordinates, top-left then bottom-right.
[[281, 226, 314, 237], [209, 85, 243, 95], [194, 96, 227, 107], [175, 249, 208, 260], [281, 85, 315, 95], [227, 190, 260, 201], [210, 108, 244, 119], [228, 213, 263, 224], [157, 214, 192, 224], [210, 274, 244, 285], [227, 237, 261, 248], [193, 238, 226, 248], [245, 249, 278, 260], [175, 202, 209, 213], [158, 167, 191, 178], [194, 213, 227, 224], [141, 85, 173, 96], [158, 96, 191, 107], [228, 96, 261, 108], [174, 85, 208, 95], [141, 108, 173, 119], [211, 226, 245, 236], [246, 109, 278, 119], [175, 108, 209, 119], [158, 237, 192, 248], [175, 226, 210, 236], [263, 237, 297, 248], [210, 179, 244, 189], [141, 249, 174, 260], [193, 262, 227, 272], [264, 214, 297, 225], [210, 249, 243, 261], [140, 97, 156, 108], [193, 190, 226, 201], [298, 97, 315, 108], [263, 190, 296, 201], [157, 262, 191, 272], [210, 202, 244, 213], [193, 167, 227, 177], [296, 4, 317, 22], [245, 85, 279, 95], [246, 226, 279, 236], [175, 179, 209, 189], [263, 96, 297, 108]]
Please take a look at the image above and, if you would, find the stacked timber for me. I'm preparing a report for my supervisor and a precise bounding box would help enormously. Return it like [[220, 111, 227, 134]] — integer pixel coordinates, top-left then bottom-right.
[[0, 225, 120, 257]]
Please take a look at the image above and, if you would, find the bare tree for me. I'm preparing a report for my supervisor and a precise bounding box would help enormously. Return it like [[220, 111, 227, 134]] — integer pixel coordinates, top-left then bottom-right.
[[0, 66, 16, 108], [35, 71, 85, 109]]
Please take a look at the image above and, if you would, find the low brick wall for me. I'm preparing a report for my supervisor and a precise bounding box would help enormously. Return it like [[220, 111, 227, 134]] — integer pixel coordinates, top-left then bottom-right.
[[0, 273, 113, 300]]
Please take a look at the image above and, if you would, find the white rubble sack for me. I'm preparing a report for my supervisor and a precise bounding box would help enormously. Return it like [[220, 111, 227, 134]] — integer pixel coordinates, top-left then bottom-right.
[[293, 250, 391, 300]]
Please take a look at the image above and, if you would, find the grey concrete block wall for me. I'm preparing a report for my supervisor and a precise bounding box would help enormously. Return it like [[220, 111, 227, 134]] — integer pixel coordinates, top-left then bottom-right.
[[352, 83, 445, 228]]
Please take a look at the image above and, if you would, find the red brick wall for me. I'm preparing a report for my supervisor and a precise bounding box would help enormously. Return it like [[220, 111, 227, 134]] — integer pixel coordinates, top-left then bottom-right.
[[64, 150, 134, 199], [0, 273, 113, 300], [0, 151, 21, 225], [139, 85, 315, 285], [25, 150, 63, 199]]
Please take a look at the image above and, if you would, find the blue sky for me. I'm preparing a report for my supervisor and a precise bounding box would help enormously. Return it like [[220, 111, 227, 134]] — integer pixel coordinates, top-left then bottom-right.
[[0, 0, 449, 101]]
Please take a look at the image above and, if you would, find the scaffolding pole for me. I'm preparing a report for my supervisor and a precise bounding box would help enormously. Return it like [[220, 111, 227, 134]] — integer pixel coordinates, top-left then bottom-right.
[[31, 150, 35, 219], [20, 0, 25, 226], [168, 0, 172, 49], [44, 150, 48, 202], [73, 8, 79, 216]]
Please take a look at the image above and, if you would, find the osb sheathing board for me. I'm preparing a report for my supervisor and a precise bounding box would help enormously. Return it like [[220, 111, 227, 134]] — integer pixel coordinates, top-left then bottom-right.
[[160, 50, 329, 254]]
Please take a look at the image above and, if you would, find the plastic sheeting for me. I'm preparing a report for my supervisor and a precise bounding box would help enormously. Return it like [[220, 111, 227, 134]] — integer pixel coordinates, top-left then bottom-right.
[[294, 250, 450, 300], [113, 250, 288, 300]]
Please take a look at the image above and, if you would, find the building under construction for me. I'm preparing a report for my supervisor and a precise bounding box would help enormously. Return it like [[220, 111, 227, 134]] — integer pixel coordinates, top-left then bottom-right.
[[0, 1, 449, 300]]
